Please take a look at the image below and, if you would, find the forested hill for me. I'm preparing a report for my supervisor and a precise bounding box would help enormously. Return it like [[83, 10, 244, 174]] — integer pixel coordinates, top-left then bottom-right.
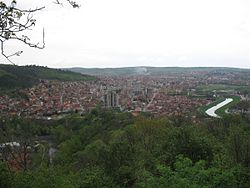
[[0, 64, 95, 90], [66, 66, 250, 76], [0, 109, 249, 187]]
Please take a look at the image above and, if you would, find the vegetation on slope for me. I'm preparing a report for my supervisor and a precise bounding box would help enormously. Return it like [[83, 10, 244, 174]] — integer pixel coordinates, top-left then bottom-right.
[[0, 64, 95, 90], [0, 109, 249, 187], [67, 66, 250, 76]]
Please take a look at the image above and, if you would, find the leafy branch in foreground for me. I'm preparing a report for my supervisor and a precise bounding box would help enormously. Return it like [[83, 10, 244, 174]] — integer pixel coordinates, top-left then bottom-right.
[[54, 0, 80, 8], [0, 1, 45, 64], [0, 0, 79, 64]]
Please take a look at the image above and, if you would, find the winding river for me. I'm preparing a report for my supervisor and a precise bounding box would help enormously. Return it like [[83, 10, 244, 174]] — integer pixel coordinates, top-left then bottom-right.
[[205, 98, 233, 118]]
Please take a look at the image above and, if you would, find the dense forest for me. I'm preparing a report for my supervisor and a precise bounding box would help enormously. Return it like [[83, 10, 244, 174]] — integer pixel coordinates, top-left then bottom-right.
[[0, 108, 249, 188], [0, 64, 95, 90]]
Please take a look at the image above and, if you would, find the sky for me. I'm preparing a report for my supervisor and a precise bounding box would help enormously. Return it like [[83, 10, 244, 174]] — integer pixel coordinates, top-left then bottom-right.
[[1, 0, 250, 68]]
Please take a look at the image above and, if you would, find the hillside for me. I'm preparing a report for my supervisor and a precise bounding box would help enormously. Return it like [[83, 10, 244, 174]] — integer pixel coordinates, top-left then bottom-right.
[[0, 109, 249, 187], [0, 64, 95, 90], [66, 66, 250, 76]]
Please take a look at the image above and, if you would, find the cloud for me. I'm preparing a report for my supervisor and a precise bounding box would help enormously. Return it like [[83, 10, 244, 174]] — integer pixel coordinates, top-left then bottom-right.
[[2, 0, 250, 68], [178, 56, 189, 62]]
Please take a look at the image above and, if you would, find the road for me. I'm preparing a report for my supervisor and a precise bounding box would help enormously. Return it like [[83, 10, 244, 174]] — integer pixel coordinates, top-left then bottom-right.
[[205, 98, 233, 118]]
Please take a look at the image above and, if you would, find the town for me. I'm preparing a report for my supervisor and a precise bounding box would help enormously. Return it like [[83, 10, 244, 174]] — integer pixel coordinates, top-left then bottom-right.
[[1, 69, 249, 119]]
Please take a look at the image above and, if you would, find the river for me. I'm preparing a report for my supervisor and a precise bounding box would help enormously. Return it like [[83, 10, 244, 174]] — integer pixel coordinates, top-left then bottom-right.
[[205, 98, 233, 118]]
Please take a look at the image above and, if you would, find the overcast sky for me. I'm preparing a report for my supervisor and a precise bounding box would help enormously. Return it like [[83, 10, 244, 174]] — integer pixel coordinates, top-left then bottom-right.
[[1, 0, 250, 68]]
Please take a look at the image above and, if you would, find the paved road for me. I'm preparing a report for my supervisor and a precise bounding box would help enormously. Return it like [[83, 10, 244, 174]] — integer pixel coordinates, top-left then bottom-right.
[[205, 98, 233, 118]]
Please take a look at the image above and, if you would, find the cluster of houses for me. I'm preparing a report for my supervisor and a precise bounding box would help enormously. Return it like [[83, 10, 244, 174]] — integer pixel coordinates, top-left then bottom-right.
[[0, 70, 249, 119]]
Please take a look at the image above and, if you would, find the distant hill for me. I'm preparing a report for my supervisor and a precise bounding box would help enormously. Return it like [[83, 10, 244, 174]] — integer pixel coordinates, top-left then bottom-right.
[[0, 64, 95, 90], [65, 66, 249, 76]]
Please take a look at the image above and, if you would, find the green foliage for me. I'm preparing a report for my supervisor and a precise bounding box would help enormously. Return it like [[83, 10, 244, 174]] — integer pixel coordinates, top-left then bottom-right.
[[161, 125, 216, 166], [55, 135, 82, 165], [0, 161, 12, 188], [0, 109, 250, 187], [0, 64, 95, 91], [140, 155, 237, 188], [0, 118, 40, 142], [215, 96, 241, 117], [75, 167, 117, 188], [12, 166, 77, 188], [226, 125, 250, 166], [199, 96, 241, 118]]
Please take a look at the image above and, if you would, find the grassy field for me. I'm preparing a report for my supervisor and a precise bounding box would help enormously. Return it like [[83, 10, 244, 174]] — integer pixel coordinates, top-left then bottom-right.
[[215, 95, 241, 117], [196, 84, 250, 94], [197, 97, 224, 117], [198, 95, 241, 117]]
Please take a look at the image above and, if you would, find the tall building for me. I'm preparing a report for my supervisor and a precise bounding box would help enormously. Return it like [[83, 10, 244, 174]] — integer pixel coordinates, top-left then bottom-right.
[[103, 90, 119, 108]]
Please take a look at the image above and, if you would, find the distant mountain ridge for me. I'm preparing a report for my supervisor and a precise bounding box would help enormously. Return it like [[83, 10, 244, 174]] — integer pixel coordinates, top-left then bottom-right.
[[0, 64, 95, 90], [65, 66, 250, 76]]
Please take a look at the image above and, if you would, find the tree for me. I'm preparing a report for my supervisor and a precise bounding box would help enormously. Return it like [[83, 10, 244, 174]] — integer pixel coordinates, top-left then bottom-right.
[[140, 155, 238, 188], [0, 161, 12, 187], [226, 125, 250, 166], [0, 0, 79, 64], [0, 118, 40, 171]]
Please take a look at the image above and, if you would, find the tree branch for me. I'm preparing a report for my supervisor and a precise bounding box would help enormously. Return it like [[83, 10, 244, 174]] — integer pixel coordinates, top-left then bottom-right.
[[54, 0, 80, 8], [0, 0, 79, 64], [0, 1, 45, 63]]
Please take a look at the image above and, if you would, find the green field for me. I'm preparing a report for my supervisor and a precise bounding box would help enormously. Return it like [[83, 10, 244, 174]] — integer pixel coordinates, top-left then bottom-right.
[[196, 84, 250, 94], [215, 96, 241, 117], [198, 95, 241, 117], [197, 97, 224, 117]]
